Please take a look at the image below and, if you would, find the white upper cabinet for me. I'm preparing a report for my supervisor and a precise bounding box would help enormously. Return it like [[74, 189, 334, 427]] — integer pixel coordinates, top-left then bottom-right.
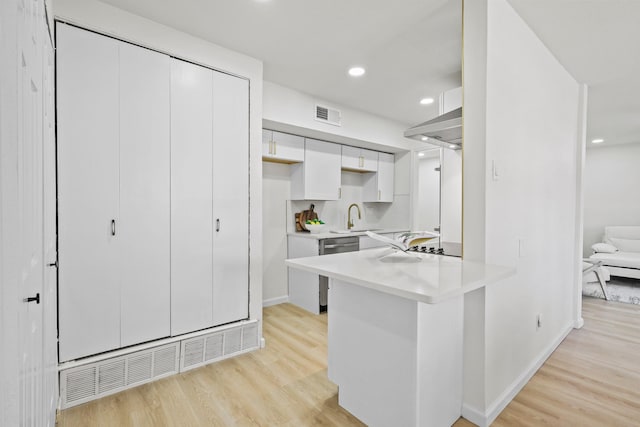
[[291, 138, 342, 200], [262, 129, 304, 163], [341, 145, 378, 172], [363, 152, 395, 202]]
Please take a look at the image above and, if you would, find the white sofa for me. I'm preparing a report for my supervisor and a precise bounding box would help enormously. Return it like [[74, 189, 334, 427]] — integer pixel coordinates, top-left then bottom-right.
[[590, 226, 640, 280]]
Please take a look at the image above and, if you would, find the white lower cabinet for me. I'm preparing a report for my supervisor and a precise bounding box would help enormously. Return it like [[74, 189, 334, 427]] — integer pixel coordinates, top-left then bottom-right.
[[57, 24, 249, 361]]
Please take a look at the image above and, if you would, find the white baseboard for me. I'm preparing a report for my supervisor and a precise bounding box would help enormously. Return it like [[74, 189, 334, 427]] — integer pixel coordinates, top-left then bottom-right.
[[574, 317, 584, 329], [262, 295, 289, 307], [461, 403, 488, 427], [463, 322, 574, 427]]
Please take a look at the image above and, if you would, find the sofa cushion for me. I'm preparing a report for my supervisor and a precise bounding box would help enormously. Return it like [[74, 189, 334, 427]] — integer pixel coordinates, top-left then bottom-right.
[[604, 226, 640, 241], [608, 237, 640, 253], [592, 242, 618, 253], [590, 252, 640, 269]]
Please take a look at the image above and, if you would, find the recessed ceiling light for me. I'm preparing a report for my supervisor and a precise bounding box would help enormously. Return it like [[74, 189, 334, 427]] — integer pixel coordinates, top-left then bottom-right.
[[418, 152, 425, 157], [420, 98, 434, 105], [591, 138, 604, 144], [449, 144, 457, 149], [421, 136, 428, 141], [348, 67, 365, 77]]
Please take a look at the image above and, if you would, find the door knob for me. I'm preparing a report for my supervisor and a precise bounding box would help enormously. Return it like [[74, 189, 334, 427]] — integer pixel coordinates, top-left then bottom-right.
[[24, 293, 40, 304]]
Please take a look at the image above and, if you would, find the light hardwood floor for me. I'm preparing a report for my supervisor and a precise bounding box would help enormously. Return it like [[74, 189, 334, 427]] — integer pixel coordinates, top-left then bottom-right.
[[58, 297, 640, 426]]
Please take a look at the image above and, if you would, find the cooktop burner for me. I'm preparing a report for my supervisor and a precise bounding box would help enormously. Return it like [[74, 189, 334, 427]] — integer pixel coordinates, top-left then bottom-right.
[[407, 241, 462, 257]]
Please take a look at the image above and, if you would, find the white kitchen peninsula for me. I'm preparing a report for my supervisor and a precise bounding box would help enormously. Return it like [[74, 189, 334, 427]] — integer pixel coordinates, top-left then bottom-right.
[[285, 248, 514, 427]]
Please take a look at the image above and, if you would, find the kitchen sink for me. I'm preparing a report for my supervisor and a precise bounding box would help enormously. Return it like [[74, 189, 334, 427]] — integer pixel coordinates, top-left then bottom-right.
[[330, 228, 382, 233]]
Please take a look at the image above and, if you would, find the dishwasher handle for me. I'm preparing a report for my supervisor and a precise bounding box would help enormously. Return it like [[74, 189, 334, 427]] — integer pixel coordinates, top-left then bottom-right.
[[323, 243, 359, 249]]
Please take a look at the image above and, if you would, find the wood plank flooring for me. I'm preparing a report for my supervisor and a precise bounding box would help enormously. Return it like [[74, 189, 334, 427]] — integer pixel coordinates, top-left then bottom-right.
[[58, 297, 640, 426]]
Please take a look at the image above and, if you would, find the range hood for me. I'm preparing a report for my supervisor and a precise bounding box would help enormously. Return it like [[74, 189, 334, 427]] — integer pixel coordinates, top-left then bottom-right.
[[404, 107, 462, 150]]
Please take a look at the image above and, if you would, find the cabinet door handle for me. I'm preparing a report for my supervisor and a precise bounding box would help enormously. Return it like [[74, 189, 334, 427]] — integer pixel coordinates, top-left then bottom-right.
[[111, 219, 116, 236], [216, 218, 220, 232], [378, 190, 381, 200], [270, 141, 274, 155], [359, 156, 363, 168], [273, 141, 277, 155], [24, 293, 40, 304], [47, 260, 58, 268], [338, 187, 342, 198]]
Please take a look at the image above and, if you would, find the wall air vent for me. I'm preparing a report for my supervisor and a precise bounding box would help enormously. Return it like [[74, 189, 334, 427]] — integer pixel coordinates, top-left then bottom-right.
[[315, 104, 341, 127]]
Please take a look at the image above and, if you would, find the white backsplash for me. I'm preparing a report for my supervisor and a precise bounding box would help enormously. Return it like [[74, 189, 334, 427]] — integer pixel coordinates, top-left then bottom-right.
[[287, 171, 410, 233]]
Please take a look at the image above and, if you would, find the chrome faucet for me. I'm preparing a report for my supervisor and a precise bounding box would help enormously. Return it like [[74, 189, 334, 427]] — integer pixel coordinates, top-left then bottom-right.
[[347, 203, 361, 230]]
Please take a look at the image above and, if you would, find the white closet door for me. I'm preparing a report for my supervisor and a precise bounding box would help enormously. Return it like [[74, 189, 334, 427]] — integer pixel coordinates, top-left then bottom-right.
[[119, 43, 171, 346], [170, 59, 214, 335], [211, 72, 249, 325], [57, 24, 120, 361]]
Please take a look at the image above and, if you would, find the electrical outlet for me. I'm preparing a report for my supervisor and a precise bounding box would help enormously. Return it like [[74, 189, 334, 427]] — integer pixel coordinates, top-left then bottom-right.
[[536, 313, 542, 330]]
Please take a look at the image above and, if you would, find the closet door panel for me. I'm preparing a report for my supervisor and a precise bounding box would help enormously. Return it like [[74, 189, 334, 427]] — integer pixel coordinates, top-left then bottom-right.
[[211, 72, 249, 325], [119, 43, 171, 346], [170, 59, 214, 335], [56, 24, 120, 361]]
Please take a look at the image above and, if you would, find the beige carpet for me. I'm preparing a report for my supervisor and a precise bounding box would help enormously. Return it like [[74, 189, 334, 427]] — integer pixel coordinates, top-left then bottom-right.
[[583, 276, 640, 305]]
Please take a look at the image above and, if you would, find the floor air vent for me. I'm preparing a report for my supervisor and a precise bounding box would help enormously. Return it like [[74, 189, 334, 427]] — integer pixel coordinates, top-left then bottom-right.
[[60, 343, 179, 409], [59, 321, 259, 408], [180, 321, 260, 372]]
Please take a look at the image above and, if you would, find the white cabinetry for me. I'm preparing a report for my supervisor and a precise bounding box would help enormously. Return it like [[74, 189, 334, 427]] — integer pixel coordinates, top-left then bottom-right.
[[170, 60, 214, 335], [57, 24, 249, 361], [291, 138, 341, 200], [341, 145, 377, 172], [262, 130, 304, 163], [363, 152, 394, 202], [287, 236, 321, 314], [211, 71, 249, 326], [57, 24, 171, 361], [171, 59, 249, 335]]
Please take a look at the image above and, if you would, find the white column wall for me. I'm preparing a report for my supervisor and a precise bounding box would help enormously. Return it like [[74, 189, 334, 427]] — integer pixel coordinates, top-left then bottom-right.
[[462, 0, 582, 424]]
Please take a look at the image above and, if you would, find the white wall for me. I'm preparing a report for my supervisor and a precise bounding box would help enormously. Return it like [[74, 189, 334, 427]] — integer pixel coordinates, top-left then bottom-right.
[[263, 81, 429, 153], [583, 143, 640, 255], [54, 0, 264, 331], [441, 149, 462, 243], [462, 0, 581, 425], [262, 151, 412, 305], [2, 0, 57, 424], [261, 82, 416, 305]]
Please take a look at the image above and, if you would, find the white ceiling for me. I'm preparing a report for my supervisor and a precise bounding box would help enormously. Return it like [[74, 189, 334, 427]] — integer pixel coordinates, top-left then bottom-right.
[[507, 0, 640, 147], [100, 0, 462, 128], [101, 0, 639, 147]]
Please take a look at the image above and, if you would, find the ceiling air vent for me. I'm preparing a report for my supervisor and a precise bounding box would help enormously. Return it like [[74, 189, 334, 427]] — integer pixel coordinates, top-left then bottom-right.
[[315, 104, 341, 126]]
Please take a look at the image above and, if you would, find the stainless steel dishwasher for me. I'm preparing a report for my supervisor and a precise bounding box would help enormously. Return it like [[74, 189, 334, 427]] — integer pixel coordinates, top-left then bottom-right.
[[318, 236, 359, 312]]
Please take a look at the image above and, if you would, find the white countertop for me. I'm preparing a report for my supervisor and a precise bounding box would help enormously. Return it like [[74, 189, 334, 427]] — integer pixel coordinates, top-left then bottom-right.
[[285, 248, 515, 304], [288, 228, 408, 240]]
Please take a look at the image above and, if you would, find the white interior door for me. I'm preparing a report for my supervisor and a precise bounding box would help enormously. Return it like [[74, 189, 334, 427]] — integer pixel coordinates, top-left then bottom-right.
[[119, 42, 171, 346], [170, 59, 214, 335], [57, 24, 121, 361], [211, 72, 249, 325]]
